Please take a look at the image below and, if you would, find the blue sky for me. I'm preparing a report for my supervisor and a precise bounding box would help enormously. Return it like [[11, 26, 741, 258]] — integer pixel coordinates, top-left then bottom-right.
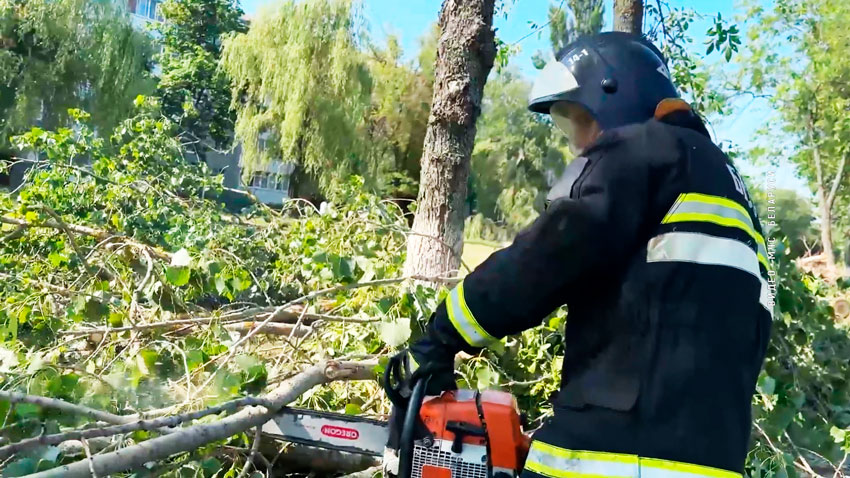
[[239, 0, 805, 194]]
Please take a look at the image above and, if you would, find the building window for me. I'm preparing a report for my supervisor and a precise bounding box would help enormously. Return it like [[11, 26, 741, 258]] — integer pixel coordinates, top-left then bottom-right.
[[250, 172, 290, 193], [134, 0, 161, 20]]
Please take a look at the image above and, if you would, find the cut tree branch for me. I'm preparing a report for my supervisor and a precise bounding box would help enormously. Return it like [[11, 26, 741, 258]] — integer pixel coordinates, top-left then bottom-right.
[[0, 215, 172, 261], [24, 360, 377, 478], [38, 205, 105, 281], [59, 307, 380, 336], [225, 321, 313, 337], [0, 396, 274, 460], [0, 391, 132, 426]]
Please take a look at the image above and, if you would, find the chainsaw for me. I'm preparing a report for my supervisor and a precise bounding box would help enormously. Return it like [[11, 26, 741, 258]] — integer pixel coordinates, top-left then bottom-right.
[[262, 365, 531, 478]]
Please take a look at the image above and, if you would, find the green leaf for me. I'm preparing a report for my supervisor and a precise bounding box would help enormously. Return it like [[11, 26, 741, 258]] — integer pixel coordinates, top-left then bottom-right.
[[186, 349, 205, 370], [475, 366, 496, 390], [831, 426, 847, 443], [758, 375, 776, 395], [214, 275, 228, 295], [344, 403, 362, 415], [14, 403, 40, 419], [200, 457, 222, 477], [165, 266, 191, 286], [3, 458, 36, 477], [378, 318, 411, 347]]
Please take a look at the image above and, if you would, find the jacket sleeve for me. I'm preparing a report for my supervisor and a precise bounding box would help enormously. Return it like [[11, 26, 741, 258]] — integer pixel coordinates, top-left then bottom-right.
[[423, 131, 679, 354]]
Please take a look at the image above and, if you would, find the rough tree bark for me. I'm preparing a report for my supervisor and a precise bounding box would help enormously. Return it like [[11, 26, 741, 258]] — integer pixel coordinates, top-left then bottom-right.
[[403, 0, 497, 280], [613, 0, 643, 34]]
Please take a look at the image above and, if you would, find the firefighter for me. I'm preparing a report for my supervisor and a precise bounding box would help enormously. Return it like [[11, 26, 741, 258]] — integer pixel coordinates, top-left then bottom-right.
[[389, 31, 772, 478]]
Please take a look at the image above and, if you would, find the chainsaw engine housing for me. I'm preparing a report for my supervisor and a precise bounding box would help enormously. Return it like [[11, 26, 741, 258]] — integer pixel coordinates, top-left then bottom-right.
[[412, 389, 529, 478]]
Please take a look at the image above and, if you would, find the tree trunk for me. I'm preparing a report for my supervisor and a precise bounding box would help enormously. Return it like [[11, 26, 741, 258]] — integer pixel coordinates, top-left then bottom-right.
[[613, 0, 643, 34], [818, 187, 835, 268], [403, 0, 497, 280], [808, 115, 839, 270]]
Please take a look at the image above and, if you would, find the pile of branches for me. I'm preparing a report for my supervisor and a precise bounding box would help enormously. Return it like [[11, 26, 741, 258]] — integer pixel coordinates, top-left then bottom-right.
[[0, 106, 459, 476]]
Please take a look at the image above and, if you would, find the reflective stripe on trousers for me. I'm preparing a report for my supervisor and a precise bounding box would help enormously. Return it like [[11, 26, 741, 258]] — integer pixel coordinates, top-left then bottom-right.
[[445, 281, 497, 348], [646, 231, 773, 317], [524, 441, 742, 478]]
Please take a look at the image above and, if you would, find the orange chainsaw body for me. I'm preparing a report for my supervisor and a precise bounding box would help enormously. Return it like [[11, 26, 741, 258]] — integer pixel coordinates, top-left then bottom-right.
[[416, 389, 530, 477]]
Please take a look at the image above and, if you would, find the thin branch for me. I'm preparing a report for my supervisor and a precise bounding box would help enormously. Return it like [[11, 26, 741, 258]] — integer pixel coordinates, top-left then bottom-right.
[[782, 431, 818, 476], [834, 452, 848, 478], [0, 215, 171, 261], [235, 426, 262, 478], [0, 272, 86, 298], [225, 321, 313, 337], [26, 360, 377, 478], [60, 274, 454, 336], [0, 396, 276, 460], [80, 438, 99, 478], [0, 391, 131, 426], [38, 205, 103, 281], [193, 275, 453, 396]]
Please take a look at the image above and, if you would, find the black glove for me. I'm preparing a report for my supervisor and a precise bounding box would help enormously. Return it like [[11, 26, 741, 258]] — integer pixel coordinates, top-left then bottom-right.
[[382, 339, 457, 476]]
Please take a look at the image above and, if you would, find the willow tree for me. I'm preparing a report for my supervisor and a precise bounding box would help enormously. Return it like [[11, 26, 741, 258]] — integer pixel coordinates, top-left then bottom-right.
[[221, 0, 372, 195], [0, 0, 154, 143]]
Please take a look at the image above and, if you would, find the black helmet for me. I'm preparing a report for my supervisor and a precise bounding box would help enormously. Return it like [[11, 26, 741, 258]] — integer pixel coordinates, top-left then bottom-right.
[[528, 32, 679, 130]]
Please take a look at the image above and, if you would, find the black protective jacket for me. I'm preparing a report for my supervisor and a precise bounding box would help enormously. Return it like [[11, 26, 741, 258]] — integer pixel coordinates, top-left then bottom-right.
[[422, 113, 773, 473]]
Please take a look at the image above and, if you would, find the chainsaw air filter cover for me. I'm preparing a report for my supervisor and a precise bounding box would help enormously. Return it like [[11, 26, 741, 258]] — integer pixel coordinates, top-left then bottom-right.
[[413, 389, 530, 478]]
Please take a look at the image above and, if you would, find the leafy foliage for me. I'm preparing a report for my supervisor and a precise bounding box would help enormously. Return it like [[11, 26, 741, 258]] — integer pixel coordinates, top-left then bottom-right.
[[0, 0, 154, 146], [0, 105, 438, 475], [531, 0, 605, 69], [154, 0, 247, 157], [468, 69, 569, 234], [221, 0, 433, 198], [749, 249, 850, 477], [738, 0, 850, 265]]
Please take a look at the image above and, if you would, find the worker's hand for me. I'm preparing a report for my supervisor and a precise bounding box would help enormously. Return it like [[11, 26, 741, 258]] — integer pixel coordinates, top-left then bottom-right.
[[382, 341, 457, 477], [409, 337, 458, 395]]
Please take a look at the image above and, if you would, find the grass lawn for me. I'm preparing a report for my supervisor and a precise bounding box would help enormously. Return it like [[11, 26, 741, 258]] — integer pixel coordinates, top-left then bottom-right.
[[461, 240, 503, 274]]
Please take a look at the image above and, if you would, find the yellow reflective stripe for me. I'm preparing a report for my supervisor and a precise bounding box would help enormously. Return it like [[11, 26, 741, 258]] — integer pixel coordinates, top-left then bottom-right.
[[662, 193, 767, 249], [457, 282, 495, 342], [525, 441, 742, 478], [679, 193, 751, 221], [445, 289, 476, 347], [663, 212, 769, 271], [664, 212, 764, 248], [532, 441, 637, 464], [641, 458, 741, 478], [524, 459, 632, 478], [445, 281, 495, 348]]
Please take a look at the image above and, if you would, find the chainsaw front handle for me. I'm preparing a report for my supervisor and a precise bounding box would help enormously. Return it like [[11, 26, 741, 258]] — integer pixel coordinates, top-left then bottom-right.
[[398, 375, 431, 478]]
